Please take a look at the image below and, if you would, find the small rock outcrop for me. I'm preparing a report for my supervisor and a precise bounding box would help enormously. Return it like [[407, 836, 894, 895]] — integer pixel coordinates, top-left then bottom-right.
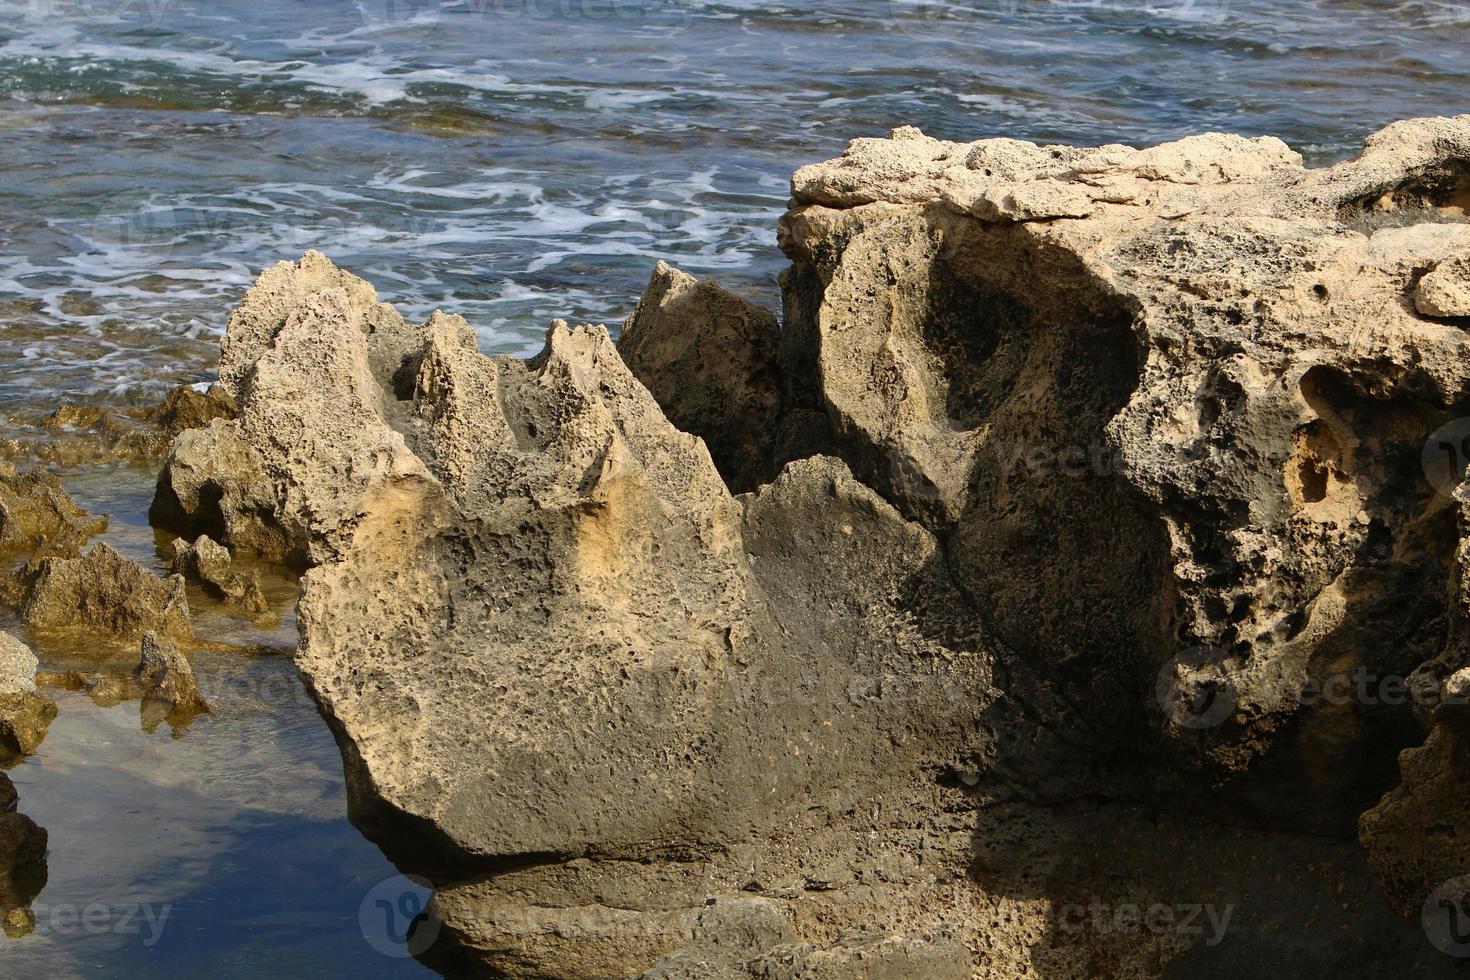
[[0, 463, 107, 559], [0, 633, 54, 761], [0, 769, 46, 939], [153, 116, 1470, 976], [170, 535, 268, 615], [19, 543, 192, 642], [134, 632, 210, 733], [2, 383, 236, 468]]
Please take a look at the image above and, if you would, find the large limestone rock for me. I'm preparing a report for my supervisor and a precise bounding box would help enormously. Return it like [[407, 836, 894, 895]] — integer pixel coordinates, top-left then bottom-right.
[[157, 252, 1001, 975], [154, 115, 1470, 976], [784, 116, 1470, 801]]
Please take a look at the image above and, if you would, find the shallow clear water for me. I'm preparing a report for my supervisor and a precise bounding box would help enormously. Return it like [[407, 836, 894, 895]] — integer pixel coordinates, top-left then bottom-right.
[[1, 464, 434, 977], [1, 0, 1469, 975]]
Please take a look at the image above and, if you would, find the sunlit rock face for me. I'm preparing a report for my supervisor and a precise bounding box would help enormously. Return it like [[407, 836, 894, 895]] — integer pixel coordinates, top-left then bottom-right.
[[154, 116, 1470, 977]]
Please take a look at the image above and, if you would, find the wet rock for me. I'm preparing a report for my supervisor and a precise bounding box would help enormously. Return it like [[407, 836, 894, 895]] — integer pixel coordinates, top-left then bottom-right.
[[0, 633, 55, 761], [0, 807, 47, 938], [146, 383, 237, 436], [619, 261, 785, 491], [0, 383, 236, 468], [0, 462, 107, 559], [134, 632, 210, 733], [0, 812, 45, 870], [19, 543, 192, 642], [0, 773, 15, 814], [1415, 249, 1470, 318], [169, 535, 268, 615]]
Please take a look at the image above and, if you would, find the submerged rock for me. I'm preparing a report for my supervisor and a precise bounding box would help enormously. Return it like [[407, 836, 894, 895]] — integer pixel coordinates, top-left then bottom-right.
[[18, 543, 192, 642], [0, 633, 55, 761], [169, 535, 269, 616], [154, 116, 1470, 976], [0, 778, 46, 939], [2, 383, 236, 468]]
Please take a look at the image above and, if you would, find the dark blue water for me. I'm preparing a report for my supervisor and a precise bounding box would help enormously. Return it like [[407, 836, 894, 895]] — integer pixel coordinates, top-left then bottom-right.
[[1, 1, 1469, 975]]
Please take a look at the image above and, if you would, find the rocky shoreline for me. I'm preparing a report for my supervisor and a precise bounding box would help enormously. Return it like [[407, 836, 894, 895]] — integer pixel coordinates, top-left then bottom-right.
[[3, 115, 1470, 975]]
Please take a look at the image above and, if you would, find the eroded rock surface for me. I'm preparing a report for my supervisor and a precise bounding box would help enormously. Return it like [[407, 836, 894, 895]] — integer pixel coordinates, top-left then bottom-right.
[[0, 633, 54, 761], [19, 543, 192, 642], [153, 116, 1470, 976], [0, 463, 107, 559], [170, 535, 268, 616], [1416, 249, 1470, 318], [619, 261, 787, 491]]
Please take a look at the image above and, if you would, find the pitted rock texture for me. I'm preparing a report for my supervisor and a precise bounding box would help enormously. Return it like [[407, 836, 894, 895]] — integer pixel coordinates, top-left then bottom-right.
[[155, 116, 1470, 977], [1415, 249, 1470, 318]]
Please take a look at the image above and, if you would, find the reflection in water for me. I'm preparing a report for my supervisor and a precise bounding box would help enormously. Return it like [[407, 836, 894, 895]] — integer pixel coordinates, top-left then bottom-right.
[[0, 465, 437, 977], [0, 771, 47, 939]]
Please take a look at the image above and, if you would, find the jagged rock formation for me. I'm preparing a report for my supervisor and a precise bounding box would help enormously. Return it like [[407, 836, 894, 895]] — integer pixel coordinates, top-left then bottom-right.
[[18, 543, 192, 642], [619, 261, 789, 491], [0, 463, 107, 559], [152, 116, 1470, 977], [134, 631, 211, 734], [170, 535, 268, 616]]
